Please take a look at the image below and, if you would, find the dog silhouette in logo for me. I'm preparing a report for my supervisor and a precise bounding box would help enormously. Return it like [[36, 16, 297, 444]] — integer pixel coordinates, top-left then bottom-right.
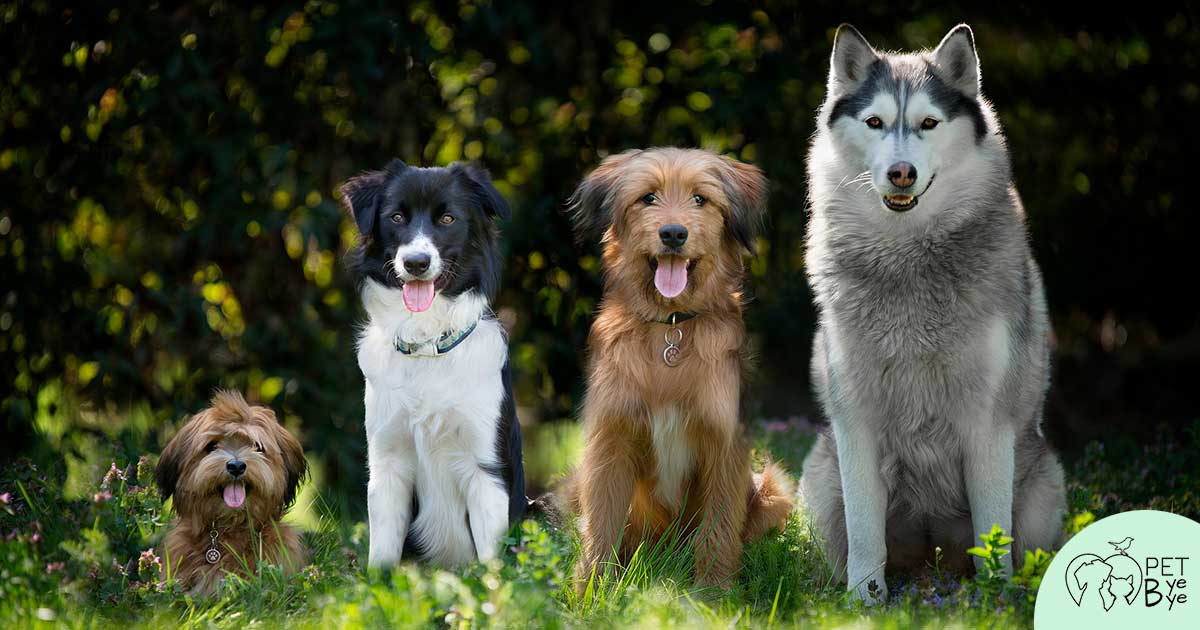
[[1064, 537, 1142, 612]]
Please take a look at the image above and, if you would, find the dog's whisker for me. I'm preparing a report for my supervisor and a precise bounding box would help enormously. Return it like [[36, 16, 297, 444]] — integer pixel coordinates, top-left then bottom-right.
[[839, 172, 874, 191]]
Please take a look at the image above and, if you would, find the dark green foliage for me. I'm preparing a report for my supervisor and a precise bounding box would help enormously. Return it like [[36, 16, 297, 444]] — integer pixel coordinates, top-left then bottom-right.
[[1068, 420, 1200, 520], [1, 0, 1196, 525]]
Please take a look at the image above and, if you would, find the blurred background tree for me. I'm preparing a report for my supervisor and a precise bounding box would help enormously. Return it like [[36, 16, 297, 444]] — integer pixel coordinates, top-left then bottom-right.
[[2, 1, 1197, 516]]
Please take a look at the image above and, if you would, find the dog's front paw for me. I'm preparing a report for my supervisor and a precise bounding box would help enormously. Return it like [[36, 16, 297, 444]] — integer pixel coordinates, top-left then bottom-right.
[[849, 573, 888, 606], [573, 558, 597, 599], [694, 566, 735, 590], [367, 546, 401, 570]]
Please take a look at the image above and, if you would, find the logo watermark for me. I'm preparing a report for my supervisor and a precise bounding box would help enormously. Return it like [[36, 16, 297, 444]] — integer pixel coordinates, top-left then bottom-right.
[[1035, 510, 1199, 628]]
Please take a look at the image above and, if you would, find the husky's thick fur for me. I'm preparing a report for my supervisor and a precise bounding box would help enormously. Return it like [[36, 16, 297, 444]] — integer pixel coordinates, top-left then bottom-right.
[[800, 24, 1065, 604]]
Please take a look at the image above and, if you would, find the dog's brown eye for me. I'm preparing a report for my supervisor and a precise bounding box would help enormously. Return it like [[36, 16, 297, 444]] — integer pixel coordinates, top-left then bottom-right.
[[865, 116, 883, 129], [390, 212, 405, 224], [692, 194, 706, 207], [255, 442, 264, 453], [921, 117, 939, 130], [641, 193, 657, 205], [438, 214, 455, 225], [204, 441, 217, 453]]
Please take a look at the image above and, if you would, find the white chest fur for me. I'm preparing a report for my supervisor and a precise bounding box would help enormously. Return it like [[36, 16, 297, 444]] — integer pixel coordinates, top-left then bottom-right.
[[358, 281, 511, 567], [651, 405, 694, 509]]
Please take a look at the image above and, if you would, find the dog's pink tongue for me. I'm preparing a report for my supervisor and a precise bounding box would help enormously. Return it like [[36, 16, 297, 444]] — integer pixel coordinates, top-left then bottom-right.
[[402, 280, 435, 312], [222, 483, 245, 509], [654, 256, 689, 298]]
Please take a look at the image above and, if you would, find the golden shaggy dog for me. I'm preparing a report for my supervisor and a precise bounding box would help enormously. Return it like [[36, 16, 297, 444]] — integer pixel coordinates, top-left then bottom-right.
[[155, 391, 307, 594], [567, 147, 794, 591]]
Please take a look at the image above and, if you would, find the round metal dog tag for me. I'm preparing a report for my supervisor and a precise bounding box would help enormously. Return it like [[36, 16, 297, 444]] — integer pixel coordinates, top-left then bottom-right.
[[662, 327, 683, 367], [205, 547, 221, 564], [663, 344, 681, 367]]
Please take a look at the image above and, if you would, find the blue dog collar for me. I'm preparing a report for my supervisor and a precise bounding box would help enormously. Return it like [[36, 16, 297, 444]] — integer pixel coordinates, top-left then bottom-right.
[[394, 319, 479, 357]]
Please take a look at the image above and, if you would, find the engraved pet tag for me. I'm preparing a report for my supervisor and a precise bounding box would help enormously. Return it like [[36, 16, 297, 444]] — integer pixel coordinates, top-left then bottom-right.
[[206, 524, 221, 564], [662, 328, 683, 367]]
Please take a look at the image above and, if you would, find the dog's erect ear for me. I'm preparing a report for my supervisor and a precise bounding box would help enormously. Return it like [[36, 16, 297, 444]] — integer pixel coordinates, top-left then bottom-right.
[[453, 162, 511, 221], [270, 412, 308, 509], [155, 415, 198, 503], [829, 24, 878, 92], [717, 157, 769, 255], [341, 159, 406, 236], [933, 24, 980, 97], [567, 149, 642, 244]]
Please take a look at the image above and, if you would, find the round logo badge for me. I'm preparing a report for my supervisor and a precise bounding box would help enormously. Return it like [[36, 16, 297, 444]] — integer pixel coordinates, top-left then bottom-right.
[[1035, 510, 1200, 629]]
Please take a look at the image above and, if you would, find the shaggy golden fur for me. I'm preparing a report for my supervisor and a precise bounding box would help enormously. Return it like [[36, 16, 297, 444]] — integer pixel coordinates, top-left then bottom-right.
[[155, 391, 308, 595], [567, 147, 794, 592]]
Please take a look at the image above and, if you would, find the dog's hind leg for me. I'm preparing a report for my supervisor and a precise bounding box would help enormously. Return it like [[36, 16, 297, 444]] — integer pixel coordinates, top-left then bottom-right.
[[464, 467, 509, 562], [1012, 443, 1065, 565], [799, 430, 848, 580]]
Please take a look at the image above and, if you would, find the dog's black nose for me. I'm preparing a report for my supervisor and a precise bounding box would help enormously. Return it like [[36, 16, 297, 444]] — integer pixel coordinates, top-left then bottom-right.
[[887, 162, 917, 189], [226, 459, 246, 477], [658, 224, 689, 249], [403, 253, 431, 275]]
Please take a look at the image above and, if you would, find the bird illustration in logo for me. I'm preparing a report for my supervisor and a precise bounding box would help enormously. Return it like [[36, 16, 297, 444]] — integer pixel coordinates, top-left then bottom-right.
[[1109, 537, 1134, 556]]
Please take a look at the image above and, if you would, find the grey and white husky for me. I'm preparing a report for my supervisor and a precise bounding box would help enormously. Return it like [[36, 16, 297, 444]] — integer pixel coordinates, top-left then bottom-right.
[[800, 24, 1066, 604]]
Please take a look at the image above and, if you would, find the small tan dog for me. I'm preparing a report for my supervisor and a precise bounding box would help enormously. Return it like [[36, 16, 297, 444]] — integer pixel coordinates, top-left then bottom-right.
[[155, 391, 308, 594]]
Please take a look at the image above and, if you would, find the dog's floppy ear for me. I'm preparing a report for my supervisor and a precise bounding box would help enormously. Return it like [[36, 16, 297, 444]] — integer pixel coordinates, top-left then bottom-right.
[[155, 415, 199, 503], [567, 149, 642, 243], [268, 410, 308, 508], [341, 159, 406, 236], [829, 24, 878, 93], [933, 24, 980, 97], [453, 162, 511, 221], [718, 157, 768, 254]]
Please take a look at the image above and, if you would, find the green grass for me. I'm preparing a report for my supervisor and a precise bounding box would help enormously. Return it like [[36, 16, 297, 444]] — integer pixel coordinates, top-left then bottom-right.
[[2, 418, 1197, 629]]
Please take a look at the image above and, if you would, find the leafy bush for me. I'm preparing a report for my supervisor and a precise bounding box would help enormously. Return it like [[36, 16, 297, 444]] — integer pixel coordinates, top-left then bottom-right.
[[3, 2, 1198, 513]]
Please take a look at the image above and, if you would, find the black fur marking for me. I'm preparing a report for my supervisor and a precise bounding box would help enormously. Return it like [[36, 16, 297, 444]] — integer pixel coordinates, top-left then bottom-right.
[[827, 57, 987, 142], [154, 441, 181, 501], [496, 360, 528, 523], [281, 441, 308, 509], [342, 159, 407, 237], [828, 59, 890, 126], [452, 162, 512, 221], [566, 149, 643, 245], [402, 493, 425, 560], [717, 164, 768, 255], [923, 65, 987, 141]]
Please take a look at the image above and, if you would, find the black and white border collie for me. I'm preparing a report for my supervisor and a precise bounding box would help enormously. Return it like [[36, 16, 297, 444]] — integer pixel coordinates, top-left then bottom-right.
[[342, 159, 526, 567]]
